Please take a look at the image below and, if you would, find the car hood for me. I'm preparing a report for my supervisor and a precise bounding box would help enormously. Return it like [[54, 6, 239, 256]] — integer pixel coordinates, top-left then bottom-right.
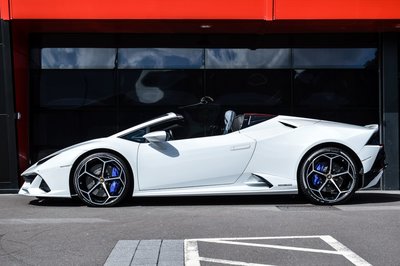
[[22, 138, 106, 175]]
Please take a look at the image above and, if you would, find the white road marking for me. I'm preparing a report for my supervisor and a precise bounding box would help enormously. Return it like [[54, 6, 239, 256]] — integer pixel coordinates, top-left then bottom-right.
[[191, 235, 331, 241], [201, 239, 340, 254], [184, 239, 200, 266], [185, 235, 371, 266], [321, 235, 372, 266], [199, 257, 275, 266]]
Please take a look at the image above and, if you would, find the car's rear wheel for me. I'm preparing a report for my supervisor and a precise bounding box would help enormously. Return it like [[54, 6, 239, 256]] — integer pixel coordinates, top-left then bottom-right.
[[73, 152, 132, 207], [298, 147, 359, 205]]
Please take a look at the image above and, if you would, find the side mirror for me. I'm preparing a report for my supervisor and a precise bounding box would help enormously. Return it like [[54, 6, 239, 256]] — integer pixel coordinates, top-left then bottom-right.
[[143, 131, 167, 143]]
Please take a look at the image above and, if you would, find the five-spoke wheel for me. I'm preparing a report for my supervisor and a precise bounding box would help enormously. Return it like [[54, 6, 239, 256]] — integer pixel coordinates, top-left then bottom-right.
[[299, 147, 359, 205], [73, 152, 132, 207]]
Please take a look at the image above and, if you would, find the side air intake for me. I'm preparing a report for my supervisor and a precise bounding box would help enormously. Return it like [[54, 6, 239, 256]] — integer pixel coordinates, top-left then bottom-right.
[[279, 121, 297, 129], [245, 174, 273, 188]]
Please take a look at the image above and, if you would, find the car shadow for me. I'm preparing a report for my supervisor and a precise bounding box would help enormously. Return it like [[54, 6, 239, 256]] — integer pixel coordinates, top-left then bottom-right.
[[346, 191, 400, 205], [123, 194, 307, 207], [29, 197, 85, 207], [28, 191, 400, 207], [28, 195, 305, 207]]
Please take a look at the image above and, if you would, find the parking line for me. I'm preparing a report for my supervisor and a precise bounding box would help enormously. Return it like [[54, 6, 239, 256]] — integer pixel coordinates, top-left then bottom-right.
[[201, 239, 340, 254], [188, 235, 333, 241], [199, 257, 275, 266], [185, 239, 200, 266], [105, 236, 371, 266], [185, 235, 372, 266], [320, 235, 372, 266]]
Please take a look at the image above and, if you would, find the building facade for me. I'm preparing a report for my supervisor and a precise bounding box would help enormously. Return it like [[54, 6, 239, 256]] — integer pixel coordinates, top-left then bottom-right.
[[0, 0, 399, 192]]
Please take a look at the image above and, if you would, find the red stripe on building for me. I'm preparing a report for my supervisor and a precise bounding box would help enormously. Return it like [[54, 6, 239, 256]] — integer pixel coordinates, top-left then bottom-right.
[[275, 0, 400, 20], [7, 0, 272, 20]]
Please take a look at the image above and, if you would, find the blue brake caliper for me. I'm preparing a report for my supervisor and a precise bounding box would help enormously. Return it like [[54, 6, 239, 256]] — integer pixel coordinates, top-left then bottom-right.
[[109, 167, 120, 195], [312, 174, 322, 187], [111, 167, 119, 177], [312, 163, 326, 187], [315, 163, 326, 172]]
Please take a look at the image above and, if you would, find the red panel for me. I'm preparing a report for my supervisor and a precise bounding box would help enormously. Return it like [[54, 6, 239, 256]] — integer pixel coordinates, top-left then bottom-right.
[[10, 0, 272, 20], [275, 0, 400, 20], [0, 0, 10, 20]]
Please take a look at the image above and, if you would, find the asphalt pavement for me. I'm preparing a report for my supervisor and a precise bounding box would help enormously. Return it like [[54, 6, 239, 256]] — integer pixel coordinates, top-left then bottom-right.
[[0, 191, 399, 266]]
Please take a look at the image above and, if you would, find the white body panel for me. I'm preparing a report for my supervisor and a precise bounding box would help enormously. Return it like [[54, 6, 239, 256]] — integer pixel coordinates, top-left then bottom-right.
[[137, 132, 255, 190], [19, 113, 384, 200], [20, 138, 140, 198], [240, 117, 379, 188]]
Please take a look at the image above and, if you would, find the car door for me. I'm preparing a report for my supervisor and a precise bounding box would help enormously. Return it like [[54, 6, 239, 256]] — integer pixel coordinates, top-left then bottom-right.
[[137, 132, 256, 190]]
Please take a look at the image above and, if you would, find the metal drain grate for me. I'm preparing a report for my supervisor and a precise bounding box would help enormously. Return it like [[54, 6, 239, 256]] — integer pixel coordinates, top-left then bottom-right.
[[277, 205, 340, 211]]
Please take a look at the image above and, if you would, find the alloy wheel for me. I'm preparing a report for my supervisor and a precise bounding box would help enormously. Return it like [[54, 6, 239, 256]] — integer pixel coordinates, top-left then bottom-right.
[[73, 153, 130, 207], [300, 148, 358, 204]]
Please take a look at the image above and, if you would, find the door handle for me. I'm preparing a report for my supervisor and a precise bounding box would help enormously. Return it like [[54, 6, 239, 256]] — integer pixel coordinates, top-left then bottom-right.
[[231, 144, 251, 151]]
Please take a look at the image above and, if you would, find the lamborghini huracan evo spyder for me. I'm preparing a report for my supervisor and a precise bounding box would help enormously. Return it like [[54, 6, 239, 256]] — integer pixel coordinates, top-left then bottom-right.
[[19, 111, 385, 207]]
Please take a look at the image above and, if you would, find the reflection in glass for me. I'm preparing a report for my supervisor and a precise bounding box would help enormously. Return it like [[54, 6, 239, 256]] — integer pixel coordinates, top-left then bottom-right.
[[293, 69, 379, 125], [293, 48, 377, 68], [206, 70, 291, 112], [118, 48, 204, 69], [294, 69, 378, 108], [135, 70, 164, 103], [32, 111, 118, 161], [206, 49, 290, 69], [42, 48, 116, 69], [37, 70, 115, 108], [119, 70, 203, 106]]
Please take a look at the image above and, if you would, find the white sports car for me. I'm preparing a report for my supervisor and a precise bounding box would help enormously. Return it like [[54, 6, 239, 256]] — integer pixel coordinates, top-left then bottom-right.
[[19, 110, 385, 207]]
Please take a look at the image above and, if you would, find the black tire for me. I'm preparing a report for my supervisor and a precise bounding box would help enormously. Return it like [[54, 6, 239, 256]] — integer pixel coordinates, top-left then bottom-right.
[[298, 147, 359, 205], [72, 152, 132, 207]]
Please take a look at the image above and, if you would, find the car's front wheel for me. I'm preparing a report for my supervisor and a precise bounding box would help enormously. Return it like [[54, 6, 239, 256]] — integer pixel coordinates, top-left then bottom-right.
[[298, 147, 359, 205], [73, 152, 132, 207]]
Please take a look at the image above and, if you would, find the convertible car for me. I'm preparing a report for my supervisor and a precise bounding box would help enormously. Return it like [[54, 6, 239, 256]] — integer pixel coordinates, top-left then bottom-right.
[[19, 110, 385, 206]]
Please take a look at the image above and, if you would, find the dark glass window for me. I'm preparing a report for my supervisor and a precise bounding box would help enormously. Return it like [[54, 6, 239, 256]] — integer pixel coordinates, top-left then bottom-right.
[[206, 49, 290, 69], [34, 70, 116, 108], [31, 110, 117, 159], [30, 34, 380, 161], [117, 69, 203, 132], [118, 70, 203, 106], [293, 48, 378, 69], [118, 48, 204, 69], [206, 70, 291, 114], [293, 69, 379, 125], [41, 48, 116, 69]]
